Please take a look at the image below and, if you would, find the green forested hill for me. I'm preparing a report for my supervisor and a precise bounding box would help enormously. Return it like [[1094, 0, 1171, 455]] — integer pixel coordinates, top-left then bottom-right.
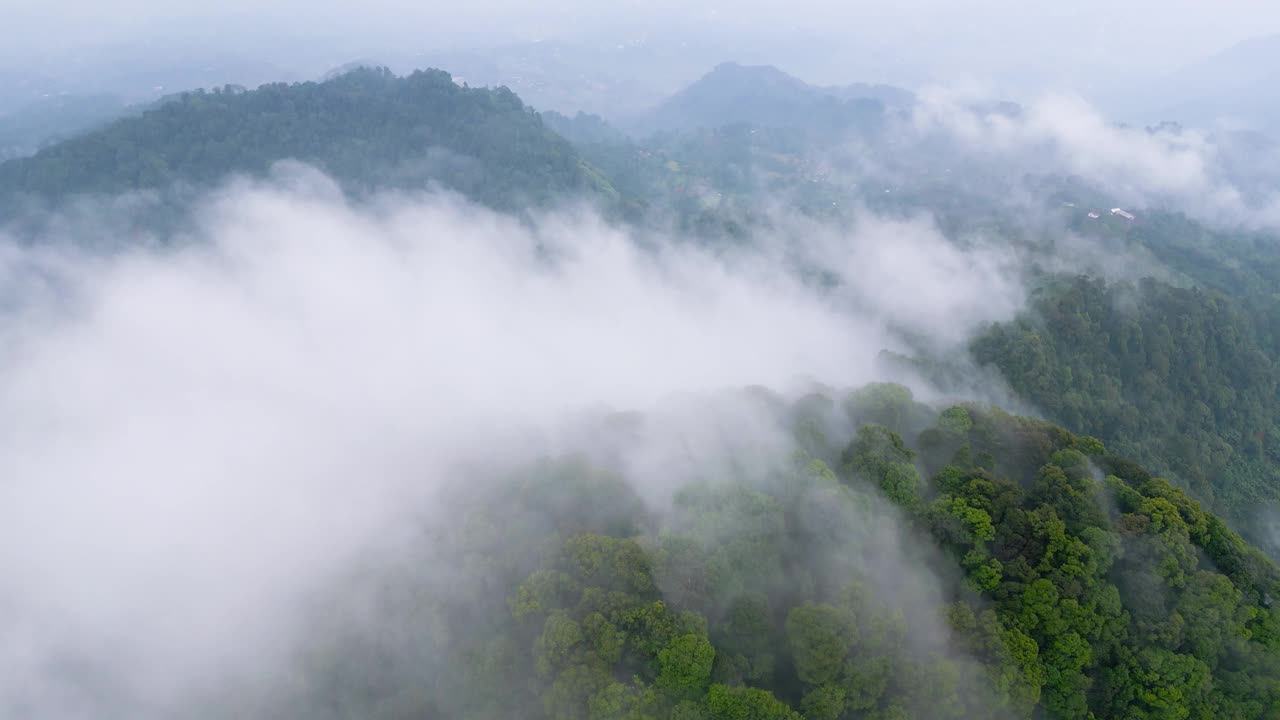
[[972, 275, 1280, 555], [0, 67, 611, 210], [264, 385, 1280, 720]]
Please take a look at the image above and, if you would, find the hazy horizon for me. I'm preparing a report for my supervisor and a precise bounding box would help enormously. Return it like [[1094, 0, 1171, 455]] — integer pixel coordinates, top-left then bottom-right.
[[4, 1, 1280, 108]]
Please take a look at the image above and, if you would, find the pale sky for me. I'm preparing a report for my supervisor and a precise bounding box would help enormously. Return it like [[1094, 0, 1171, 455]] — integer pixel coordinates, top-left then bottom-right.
[[2, 1, 1279, 96]]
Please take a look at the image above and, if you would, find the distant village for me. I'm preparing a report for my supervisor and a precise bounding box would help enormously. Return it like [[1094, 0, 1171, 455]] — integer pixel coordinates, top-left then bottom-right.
[[1066, 202, 1136, 221]]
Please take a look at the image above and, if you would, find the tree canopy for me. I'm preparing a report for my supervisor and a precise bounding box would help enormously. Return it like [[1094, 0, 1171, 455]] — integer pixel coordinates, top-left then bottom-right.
[[0, 67, 613, 212], [263, 386, 1280, 720]]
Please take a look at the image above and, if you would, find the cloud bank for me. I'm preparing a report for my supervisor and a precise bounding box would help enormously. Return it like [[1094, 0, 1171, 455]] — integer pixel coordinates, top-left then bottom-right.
[[911, 88, 1280, 227], [0, 166, 1035, 717]]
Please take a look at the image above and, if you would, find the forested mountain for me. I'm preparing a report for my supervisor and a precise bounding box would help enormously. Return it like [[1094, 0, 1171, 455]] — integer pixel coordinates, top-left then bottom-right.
[[257, 385, 1280, 720], [0, 67, 612, 211], [534, 84, 1280, 563]]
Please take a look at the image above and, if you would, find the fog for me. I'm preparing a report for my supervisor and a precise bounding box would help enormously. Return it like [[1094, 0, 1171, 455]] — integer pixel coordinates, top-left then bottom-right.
[[0, 166, 1036, 717], [903, 88, 1280, 228]]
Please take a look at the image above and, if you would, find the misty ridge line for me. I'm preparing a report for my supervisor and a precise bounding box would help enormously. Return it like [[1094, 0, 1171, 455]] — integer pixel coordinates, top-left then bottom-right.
[[6, 62, 1280, 237], [0, 62, 1246, 399]]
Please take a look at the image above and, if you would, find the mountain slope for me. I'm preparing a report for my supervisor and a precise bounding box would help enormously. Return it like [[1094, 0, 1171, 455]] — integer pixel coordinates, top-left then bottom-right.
[[0, 67, 611, 211], [973, 273, 1280, 555], [259, 385, 1280, 720]]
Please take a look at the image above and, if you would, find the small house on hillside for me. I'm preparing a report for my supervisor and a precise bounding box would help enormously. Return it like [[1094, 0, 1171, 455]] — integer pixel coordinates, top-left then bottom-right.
[[1110, 208, 1135, 220]]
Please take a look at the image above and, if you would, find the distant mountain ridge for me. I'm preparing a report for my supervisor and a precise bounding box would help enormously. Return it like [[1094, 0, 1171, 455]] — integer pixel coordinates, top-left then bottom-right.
[[631, 62, 913, 135], [1119, 33, 1280, 131], [0, 93, 130, 161]]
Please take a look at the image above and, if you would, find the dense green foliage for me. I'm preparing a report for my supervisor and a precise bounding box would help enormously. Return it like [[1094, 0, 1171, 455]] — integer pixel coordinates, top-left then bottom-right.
[[973, 274, 1280, 555], [273, 385, 1280, 720], [0, 67, 611, 210]]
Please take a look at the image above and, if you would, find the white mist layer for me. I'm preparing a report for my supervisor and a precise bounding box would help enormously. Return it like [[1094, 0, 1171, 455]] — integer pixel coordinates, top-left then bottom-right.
[[0, 168, 1027, 717], [912, 88, 1280, 227]]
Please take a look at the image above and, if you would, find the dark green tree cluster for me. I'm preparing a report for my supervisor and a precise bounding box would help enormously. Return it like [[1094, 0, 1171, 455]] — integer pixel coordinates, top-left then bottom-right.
[[972, 274, 1280, 553], [853, 393, 1280, 720], [269, 385, 1280, 720]]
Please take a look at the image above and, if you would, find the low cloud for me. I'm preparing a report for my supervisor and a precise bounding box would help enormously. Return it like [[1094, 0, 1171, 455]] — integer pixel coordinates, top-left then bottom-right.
[[910, 88, 1280, 228], [0, 166, 1030, 717]]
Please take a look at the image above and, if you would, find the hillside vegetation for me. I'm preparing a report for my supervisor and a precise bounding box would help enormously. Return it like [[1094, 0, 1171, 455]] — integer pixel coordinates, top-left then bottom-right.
[[273, 385, 1280, 720], [0, 67, 611, 210]]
